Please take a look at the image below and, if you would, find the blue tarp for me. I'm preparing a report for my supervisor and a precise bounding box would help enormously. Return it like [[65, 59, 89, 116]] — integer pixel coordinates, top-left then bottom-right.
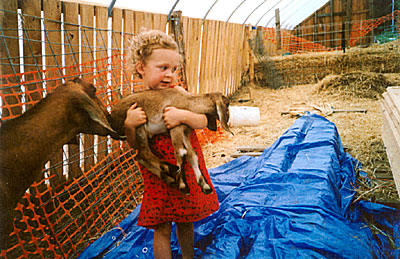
[[79, 114, 400, 259]]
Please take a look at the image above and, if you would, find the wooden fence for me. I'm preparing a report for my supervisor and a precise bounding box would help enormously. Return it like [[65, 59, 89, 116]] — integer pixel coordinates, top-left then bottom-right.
[[0, 0, 252, 257]]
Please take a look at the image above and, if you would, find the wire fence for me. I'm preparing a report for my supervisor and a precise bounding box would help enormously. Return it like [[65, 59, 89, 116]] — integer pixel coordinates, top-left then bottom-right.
[[249, 11, 400, 88], [0, 1, 229, 258]]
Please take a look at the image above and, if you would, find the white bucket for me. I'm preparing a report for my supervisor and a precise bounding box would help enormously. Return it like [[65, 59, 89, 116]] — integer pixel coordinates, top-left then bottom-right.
[[228, 106, 260, 127]]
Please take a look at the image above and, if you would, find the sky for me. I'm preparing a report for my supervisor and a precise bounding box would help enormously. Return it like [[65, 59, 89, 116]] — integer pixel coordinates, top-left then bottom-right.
[[76, 0, 330, 29]]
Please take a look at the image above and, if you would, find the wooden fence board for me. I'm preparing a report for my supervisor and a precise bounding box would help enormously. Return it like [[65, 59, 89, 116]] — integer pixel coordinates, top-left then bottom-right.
[[43, 0, 62, 87], [183, 17, 201, 94], [381, 101, 400, 197], [43, 0, 66, 185], [63, 1, 82, 183], [21, 0, 42, 107], [111, 7, 122, 95], [123, 9, 134, 96], [134, 11, 153, 33], [81, 3, 96, 173], [95, 6, 109, 163], [153, 13, 167, 32], [0, 0, 22, 117], [63, 1, 80, 75]]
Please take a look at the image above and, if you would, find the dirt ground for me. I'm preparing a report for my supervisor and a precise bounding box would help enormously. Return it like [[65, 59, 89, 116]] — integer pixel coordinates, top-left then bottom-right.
[[201, 80, 399, 204]]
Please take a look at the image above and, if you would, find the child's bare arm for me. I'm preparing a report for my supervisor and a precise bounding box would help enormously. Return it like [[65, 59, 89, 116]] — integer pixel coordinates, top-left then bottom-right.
[[163, 107, 208, 129], [124, 103, 147, 148]]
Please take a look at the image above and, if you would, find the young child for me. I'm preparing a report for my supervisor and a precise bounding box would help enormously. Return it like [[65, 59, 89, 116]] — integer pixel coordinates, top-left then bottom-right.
[[123, 30, 219, 259]]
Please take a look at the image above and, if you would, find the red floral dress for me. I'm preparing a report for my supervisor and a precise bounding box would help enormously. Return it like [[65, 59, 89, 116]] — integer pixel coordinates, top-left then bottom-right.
[[137, 131, 219, 228]]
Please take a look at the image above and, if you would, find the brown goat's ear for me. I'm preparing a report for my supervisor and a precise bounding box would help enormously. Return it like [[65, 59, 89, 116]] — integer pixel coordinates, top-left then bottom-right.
[[79, 95, 126, 140], [205, 114, 218, 131], [85, 107, 126, 140], [215, 95, 234, 135]]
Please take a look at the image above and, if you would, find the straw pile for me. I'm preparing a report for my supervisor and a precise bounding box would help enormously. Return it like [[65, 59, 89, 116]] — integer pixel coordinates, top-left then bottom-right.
[[259, 43, 400, 85], [316, 71, 392, 99]]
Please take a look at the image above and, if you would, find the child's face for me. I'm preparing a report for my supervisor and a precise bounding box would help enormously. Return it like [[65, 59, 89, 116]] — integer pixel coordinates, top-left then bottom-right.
[[137, 48, 180, 90]]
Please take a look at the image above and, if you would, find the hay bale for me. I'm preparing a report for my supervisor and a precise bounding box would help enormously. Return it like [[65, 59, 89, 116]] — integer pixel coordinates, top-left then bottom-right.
[[317, 71, 392, 99]]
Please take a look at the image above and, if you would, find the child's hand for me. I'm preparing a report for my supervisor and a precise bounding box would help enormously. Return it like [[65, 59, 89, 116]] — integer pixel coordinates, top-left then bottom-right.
[[163, 106, 186, 129], [124, 103, 147, 129]]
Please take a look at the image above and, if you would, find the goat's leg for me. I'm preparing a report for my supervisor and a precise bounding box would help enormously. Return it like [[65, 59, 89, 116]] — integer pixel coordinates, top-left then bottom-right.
[[170, 125, 191, 195], [170, 126, 212, 195], [136, 128, 177, 185]]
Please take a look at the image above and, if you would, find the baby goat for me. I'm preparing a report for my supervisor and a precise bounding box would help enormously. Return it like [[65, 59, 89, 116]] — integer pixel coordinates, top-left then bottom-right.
[[0, 78, 124, 250], [111, 88, 233, 196]]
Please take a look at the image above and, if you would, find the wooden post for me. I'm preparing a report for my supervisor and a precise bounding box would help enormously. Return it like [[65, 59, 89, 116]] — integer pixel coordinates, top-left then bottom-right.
[[169, 11, 188, 90], [344, 0, 352, 47], [275, 8, 281, 51]]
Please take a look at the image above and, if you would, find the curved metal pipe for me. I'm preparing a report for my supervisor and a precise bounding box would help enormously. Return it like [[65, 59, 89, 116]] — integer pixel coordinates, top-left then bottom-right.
[[226, 0, 248, 23], [264, 0, 292, 27], [255, 0, 284, 26], [167, 0, 181, 22], [203, 0, 220, 22], [242, 0, 268, 25], [281, 0, 321, 29]]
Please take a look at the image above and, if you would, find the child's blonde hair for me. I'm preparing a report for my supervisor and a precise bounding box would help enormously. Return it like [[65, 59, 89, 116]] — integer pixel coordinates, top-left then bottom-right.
[[127, 29, 179, 78]]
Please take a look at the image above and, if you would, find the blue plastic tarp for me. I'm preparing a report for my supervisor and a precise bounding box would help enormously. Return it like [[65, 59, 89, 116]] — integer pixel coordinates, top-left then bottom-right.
[[78, 114, 400, 259]]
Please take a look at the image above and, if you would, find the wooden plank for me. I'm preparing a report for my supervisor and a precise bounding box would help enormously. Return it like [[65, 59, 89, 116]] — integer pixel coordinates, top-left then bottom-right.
[[382, 93, 400, 134], [81, 3, 96, 172], [122, 9, 134, 96], [95, 6, 108, 59], [95, 6, 109, 163], [231, 152, 262, 158], [43, 0, 62, 87], [381, 103, 400, 198], [152, 13, 167, 32], [21, 0, 43, 108], [183, 17, 202, 94], [43, 0, 66, 186], [0, 0, 22, 117], [237, 145, 268, 152], [198, 20, 209, 94], [386, 87, 400, 112], [63, 1, 80, 76], [63, 1, 83, 182], [111, 7, 122, 97], [133, 11, 153, 33]]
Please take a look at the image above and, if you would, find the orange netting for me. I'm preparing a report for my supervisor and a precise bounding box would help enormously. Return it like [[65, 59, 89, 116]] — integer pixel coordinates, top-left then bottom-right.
[[264, 11, 400, 54], [0, 53, 228, 258]]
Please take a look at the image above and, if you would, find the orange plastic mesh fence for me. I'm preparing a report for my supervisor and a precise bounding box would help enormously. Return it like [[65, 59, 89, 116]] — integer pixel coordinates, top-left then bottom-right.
[[264, 11, 400, 54], [0, 53, 227, 258]]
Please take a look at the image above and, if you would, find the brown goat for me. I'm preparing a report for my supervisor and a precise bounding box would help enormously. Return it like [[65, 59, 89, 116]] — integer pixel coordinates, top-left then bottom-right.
[[0, 78, 124, 250], [110, 88, 233, 196]]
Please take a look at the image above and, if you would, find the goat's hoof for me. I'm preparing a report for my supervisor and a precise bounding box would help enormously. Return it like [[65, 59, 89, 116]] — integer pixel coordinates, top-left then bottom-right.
[[202, 184, 213, 195], [179, 185, 190, 196], [162, 162, 179, 177], [165, 176, 176, 185]]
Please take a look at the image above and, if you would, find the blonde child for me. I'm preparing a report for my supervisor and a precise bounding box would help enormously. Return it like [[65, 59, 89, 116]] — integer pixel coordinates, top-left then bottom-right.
[[123, 30, 219, 259]]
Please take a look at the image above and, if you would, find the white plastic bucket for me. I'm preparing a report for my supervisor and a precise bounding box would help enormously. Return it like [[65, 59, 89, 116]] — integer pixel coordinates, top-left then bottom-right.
[[228, 106, 260, 127]]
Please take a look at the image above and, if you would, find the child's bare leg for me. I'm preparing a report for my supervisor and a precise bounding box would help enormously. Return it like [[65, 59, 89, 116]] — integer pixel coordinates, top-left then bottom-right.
[[153, 222, 172, 259], [176, 222, 194, 259]]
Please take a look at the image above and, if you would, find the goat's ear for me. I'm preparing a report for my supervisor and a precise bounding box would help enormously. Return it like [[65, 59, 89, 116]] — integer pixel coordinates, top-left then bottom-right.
[[85, 107, 126, 140], [205, 114, 218, 131], [215, 95, 234, 135], [79, 96, 126, 140]]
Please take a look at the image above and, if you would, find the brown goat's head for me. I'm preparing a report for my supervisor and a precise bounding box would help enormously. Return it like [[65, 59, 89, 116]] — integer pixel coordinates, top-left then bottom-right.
[[206, 93, 233, 135], [66, 78, 125, 140]]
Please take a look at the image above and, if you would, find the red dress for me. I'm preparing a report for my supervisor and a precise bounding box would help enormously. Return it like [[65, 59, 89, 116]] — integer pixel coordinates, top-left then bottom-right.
[[137, 131, 219, 228]]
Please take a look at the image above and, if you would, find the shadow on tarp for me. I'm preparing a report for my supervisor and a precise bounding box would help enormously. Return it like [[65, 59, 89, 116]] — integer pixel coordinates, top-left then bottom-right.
[[78, 114, 400, 259]]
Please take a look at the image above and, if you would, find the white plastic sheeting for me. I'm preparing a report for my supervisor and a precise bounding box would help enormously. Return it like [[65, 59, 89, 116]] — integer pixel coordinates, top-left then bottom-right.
[[77, 0, 329, 29]]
